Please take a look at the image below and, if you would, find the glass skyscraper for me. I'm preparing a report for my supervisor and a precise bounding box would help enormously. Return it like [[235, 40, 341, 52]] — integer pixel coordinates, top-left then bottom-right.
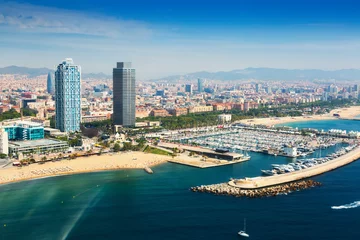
[[197, 78, 204, 92], [55, 58, 81, 132], [113, 62, 135, 127], [47, 72, 55, 94]]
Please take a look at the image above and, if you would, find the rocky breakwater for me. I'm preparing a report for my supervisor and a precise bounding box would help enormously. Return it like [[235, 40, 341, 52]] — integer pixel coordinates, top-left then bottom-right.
[[190, 180, 321, 198]]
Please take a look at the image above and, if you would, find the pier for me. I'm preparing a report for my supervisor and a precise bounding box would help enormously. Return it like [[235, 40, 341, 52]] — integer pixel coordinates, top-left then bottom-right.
[[231, 146, 360, 189], [191, 180, 321, 198]]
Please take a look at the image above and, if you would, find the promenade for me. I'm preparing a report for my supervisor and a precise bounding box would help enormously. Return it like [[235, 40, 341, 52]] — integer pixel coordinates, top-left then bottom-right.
[[230, 146, 360, 189]]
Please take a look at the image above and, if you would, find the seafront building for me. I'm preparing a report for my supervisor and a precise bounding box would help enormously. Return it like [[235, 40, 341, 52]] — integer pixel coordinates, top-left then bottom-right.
[[0, 128, 9, 155], [55, 58, 81, 132], [8, 139, 68, 156], [47, 72, 55, 94], [3, 121, 44, 141], [113, 62, 136, 127]]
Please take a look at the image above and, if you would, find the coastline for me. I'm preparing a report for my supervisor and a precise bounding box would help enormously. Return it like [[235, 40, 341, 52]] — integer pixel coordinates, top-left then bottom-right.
[[0, 152, 169, 186], [231, 145, 360, 189], [236, 106, 360, 127]]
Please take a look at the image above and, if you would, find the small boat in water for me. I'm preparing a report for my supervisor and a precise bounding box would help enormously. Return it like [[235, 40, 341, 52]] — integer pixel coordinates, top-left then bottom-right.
[[238, 218, 249, 237]]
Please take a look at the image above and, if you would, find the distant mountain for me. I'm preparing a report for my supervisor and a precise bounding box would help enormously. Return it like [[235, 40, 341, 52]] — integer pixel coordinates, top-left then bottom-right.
[[0, 66, 111, 79], [153, 68, 360, 82], [0, 66, 53, 77]]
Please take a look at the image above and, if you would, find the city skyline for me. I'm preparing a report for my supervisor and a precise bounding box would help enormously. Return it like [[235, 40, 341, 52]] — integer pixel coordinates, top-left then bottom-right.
[[1, 0, 360, 79]]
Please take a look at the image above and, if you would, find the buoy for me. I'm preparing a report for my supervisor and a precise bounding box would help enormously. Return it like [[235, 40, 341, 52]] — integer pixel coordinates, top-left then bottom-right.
[[4, 224, 6, 227]]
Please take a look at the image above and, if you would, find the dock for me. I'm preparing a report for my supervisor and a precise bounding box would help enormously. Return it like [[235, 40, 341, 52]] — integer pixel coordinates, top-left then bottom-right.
[[158, 142, 246, 161], [230, 146, 360, 189], [168, 157, 249, 169], [144, 166, 153, 174]]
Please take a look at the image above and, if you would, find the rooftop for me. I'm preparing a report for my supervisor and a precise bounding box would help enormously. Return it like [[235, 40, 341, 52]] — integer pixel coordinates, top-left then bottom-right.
[[9, 139, 67, 148]]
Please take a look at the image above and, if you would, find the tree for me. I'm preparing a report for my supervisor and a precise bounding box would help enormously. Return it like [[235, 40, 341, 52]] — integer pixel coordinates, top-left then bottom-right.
[[0, 153, 7, 159], [113, 143, 121, 152], [22, 108, 38, 117]]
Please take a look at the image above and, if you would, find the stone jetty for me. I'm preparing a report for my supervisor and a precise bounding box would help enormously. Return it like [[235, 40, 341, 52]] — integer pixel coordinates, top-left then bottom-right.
[[190, 180, 321, 198]]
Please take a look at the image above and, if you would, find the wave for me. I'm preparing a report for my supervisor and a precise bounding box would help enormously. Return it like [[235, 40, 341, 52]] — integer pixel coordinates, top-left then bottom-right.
[[331, 201, 360, 210]]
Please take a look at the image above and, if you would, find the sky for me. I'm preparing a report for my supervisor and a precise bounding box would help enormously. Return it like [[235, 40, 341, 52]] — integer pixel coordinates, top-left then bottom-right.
[[0, 0, 360, 79]]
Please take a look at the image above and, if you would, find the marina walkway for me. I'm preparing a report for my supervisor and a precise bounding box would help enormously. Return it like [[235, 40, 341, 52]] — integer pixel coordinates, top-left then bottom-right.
[[230, 146, 360, 189]]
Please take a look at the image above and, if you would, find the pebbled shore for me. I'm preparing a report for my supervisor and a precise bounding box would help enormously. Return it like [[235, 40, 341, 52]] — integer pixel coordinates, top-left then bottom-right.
[[190, 180, 321, 198]]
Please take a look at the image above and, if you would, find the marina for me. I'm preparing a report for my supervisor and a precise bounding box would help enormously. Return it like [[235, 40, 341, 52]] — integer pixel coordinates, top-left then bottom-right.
[[230, 143, 360, 189], [165, 125, 348, 158]]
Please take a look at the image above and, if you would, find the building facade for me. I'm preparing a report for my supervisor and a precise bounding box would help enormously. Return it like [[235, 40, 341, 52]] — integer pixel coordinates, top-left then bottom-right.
[[113, 62, 136, 127], [197, 78, 204, 92], [47, 72, 55, 94], [185, 84, 193, 94], [3, 121, 44, 141], [55, 58, 81, 132], [0, 128, 9, 155]]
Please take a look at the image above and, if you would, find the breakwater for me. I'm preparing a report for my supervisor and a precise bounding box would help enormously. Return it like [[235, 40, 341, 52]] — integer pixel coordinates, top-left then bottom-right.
[[191, 180, 321, 198]]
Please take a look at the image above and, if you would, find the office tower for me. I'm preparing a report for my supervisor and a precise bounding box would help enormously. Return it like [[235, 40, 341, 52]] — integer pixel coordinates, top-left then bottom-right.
[[354, 84, 360, 92], [198, 78, 204, 92], [47, 72, 55, 94], [0, 128, 9, 155], [265, 86, 272, 94], [55, 58, 81, 132], [113, 62, 136, 127], [185, 84, 193, 94], [255, 83, 261, 93]]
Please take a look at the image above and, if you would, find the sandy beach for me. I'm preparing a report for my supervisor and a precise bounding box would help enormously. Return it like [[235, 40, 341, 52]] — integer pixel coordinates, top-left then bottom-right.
[[237, 106, 360, 127], [0, 152, 170, 185]]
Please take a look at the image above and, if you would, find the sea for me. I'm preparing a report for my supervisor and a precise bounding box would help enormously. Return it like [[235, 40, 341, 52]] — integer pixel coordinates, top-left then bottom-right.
[[0, 120, 360, 240]]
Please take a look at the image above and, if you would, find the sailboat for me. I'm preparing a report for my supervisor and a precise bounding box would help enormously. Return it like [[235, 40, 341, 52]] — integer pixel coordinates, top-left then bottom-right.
[[238, 218, 249, 237]]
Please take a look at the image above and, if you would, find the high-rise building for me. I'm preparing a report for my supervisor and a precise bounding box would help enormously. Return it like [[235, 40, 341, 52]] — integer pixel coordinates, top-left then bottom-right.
[[0, 128, 9, 155], [255, 83, 261, 93], [185, 84, 193, 94], [197, 78, 204, 92], [47, 72, 55, 94], [354, 84, 360, 92], [113, 62, 136, 127], [55, 58, 81, 132]]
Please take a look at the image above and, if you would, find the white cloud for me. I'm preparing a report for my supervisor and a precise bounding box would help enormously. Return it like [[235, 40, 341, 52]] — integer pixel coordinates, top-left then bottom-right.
[[0, 1, 153, 38]]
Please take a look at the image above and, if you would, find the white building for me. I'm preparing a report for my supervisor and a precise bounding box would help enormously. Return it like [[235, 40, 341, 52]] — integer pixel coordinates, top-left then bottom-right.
[[284, 146, 297, 157], [218, 114, 232, 123], [0, 128, 9, 155]]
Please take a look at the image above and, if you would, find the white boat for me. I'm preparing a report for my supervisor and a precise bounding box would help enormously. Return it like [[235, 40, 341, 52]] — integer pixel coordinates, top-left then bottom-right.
[[238, 218, 249, 237]]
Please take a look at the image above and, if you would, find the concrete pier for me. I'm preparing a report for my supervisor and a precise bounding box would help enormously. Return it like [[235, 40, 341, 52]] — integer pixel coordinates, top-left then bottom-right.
[[231, 146, 360, 189]]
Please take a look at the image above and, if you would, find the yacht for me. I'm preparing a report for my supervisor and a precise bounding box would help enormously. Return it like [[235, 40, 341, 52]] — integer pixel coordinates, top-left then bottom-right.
[[238, 218, 249, 238]]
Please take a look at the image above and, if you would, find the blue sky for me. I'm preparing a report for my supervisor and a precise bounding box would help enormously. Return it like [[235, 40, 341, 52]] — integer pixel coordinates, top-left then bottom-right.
[[0, 0, 359, 79]]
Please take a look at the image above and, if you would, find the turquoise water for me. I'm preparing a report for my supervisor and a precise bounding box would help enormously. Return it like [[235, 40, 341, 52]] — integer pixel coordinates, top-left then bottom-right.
[[277, 119, 360, 132], [0, 121, 360, 239]]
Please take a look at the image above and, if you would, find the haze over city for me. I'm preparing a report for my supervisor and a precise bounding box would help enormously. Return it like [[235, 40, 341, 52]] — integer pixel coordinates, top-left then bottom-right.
[[1, 0, 360, 79]]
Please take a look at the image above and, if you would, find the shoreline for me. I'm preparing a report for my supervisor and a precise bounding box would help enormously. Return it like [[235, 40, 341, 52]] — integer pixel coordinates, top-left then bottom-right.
[[0, 152, 169, 186], [0, 161, 167, 186], [236, 106, 360, 127]]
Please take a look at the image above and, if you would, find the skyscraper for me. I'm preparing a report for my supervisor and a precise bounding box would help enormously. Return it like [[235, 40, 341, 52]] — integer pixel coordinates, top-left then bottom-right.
[[185, 84, 193, 94], [255, 83, 261, 93], [197, 78, 204, 92], [55, 58, 81, 132], [113, 62, 135, 127], [47, 72, 55, 94]]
